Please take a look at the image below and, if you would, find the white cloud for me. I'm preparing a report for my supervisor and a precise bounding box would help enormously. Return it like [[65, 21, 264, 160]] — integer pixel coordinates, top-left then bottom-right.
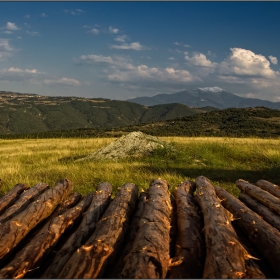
[[87, 28, 99, 35], [268, 55, 278, 65], [185, 53, 217, 68], [0, 39, 14, 60], [78, 55, 114, 64], [109, 26, 119, 34], [6, 22, 20, 31], [41, 13, 47, 18], [3, 31, 12, 34], [184, 44, 191, 48], [220, 48, 276, 78], [8, 67, 38, 73], [44, 77, 80, 86], [111, 42, 149, 51], [174, 42, 180, 46], [168, 57, 175, 60], [63, 9, 85, 16], [24, 15, 30, 18], [26, 31, 40, 36], [114, 35, 128, 43]]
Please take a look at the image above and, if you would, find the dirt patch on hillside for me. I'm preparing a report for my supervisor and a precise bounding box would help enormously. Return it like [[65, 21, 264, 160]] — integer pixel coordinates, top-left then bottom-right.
[[77, 131, 166, 161]]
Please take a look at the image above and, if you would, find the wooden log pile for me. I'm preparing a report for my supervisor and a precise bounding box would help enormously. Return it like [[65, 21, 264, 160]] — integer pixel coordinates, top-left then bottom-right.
[[0, 176, 280, 278]]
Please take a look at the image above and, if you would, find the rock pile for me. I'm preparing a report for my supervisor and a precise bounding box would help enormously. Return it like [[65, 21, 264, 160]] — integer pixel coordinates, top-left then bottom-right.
[[77, 131, 166, 161]]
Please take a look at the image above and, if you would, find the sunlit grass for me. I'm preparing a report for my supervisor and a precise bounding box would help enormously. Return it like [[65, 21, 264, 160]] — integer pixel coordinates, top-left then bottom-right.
[[0, 137, 280, 197]]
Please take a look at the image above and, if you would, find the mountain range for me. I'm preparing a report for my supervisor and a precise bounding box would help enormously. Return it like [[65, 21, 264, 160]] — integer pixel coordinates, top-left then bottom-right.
[[0, 91, 215, 135], [127, 87, 280, 110]]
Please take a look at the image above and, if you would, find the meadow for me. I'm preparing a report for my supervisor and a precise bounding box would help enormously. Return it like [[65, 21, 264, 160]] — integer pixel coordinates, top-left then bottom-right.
[[0, 136, 279, 197]]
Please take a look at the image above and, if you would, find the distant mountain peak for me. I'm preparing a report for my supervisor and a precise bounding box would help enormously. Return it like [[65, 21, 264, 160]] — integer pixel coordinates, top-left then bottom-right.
[[197, 87, 224, 93]]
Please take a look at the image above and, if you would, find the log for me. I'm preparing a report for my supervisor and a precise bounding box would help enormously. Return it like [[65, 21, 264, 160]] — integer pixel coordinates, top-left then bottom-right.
[[255, 179, 280, 199], [239, 192, 280, 231], [195, 176, 247, 278], [0, 183, 49, 224], [0, 193, 93, 279], [41, 182, 112, 279], [120, 179, 172, 279], [236, 179, 280, 215], [0, 183, 29, 216], [215, 185, 280, 277], [107, 191, 148, 278], [58, 182, 138, 279], [168, 180, 205, 279], [0, 179, 73, 261]]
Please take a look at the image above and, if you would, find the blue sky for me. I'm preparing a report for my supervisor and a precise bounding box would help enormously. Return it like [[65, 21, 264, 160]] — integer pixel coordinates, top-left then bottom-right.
[[0, 2, 279, 102]]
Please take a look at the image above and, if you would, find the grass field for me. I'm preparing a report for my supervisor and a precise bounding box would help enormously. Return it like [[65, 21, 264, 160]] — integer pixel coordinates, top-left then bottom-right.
[[0, 136, 279, 197]]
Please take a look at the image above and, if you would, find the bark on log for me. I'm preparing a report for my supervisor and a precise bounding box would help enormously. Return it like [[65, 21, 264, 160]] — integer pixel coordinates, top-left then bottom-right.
[[168, 180, 205, 279], [0, 183, 49, 224], [0, 193, 92, 279], [255, 179, 280, 199], [107, 191, 148, 278], [215, 185, 280, 277], [58, 182, 138, 279], [0, 179, 73, 261], [120, 179, 172, 279], [195, 176, 247, 278], [239, 192, 280, 231], [0, 183, 29, 216], [42, 182, 112, 279], [236, 179, 280, 215]]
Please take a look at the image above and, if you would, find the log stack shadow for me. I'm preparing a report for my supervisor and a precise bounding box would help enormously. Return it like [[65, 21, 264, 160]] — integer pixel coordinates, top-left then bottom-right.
[[0, 176, 279, 278]]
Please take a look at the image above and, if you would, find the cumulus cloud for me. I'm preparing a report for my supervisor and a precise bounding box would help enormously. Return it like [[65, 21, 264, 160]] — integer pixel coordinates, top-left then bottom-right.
[[168, 57, 175, 60], [268, 55, 278, 65], [111, 42, 149, 51], [185, 53, 217, 68], [109, 26, 119, 34], [220, 48, 276, 78], [44, 77, 80, 86], [6, 22, 20, 31], [8, 67, 38, 73], [63, 9, 85, 16], [41, 13, 47, 17], [24, 15, 30, 18]]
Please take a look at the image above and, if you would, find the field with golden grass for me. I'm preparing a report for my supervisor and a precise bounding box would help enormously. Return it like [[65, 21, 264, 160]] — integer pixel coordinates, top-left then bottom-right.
[[0, 136, 279, 197]]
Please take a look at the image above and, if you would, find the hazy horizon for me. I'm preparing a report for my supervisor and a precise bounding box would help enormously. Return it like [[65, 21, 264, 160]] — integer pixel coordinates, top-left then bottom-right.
[[0, 2, 279, 102]]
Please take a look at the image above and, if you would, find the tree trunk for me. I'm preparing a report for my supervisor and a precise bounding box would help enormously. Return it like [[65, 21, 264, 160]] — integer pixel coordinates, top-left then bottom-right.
[[215, 185, 280, 277], [120, 179, 172, 279], [0, 183, 29, 216], [0, 179, 73, 261], [255, 179, 280, 199], [0, 183, 49, 224], [195, 176, 247, 279], [239, 192, 280, 231], [236, 179, 280, 215], [0, 193, 92, 279], [168, 180, 205, 279], [58, 182, 138, 279], [41, 182, 112, 279], [107, 191, 148, 278]]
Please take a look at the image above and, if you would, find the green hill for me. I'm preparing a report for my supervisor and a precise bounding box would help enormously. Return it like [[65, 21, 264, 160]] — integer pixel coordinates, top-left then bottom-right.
[[0, 91, 216, 135]]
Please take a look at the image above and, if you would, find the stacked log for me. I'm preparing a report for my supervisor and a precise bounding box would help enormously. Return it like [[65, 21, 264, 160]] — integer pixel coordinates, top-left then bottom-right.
[[236, 179, 280, 215], [42, 182, 112, 279], [215, 185, 280, 277], [195, 176, 249, 278], [0, 179, 73, 261], [120, 179, 172, 279], [0, 183, 29, 216], [0, 183, 49, 224], [57, 182, 138, 279], [168, 180, 205, 278], [255, 179, 280, 199], [0, 193, 93, 279]]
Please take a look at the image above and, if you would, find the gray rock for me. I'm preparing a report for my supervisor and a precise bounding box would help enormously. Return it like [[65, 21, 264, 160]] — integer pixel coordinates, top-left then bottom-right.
[[77, 131, 166, 161]]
